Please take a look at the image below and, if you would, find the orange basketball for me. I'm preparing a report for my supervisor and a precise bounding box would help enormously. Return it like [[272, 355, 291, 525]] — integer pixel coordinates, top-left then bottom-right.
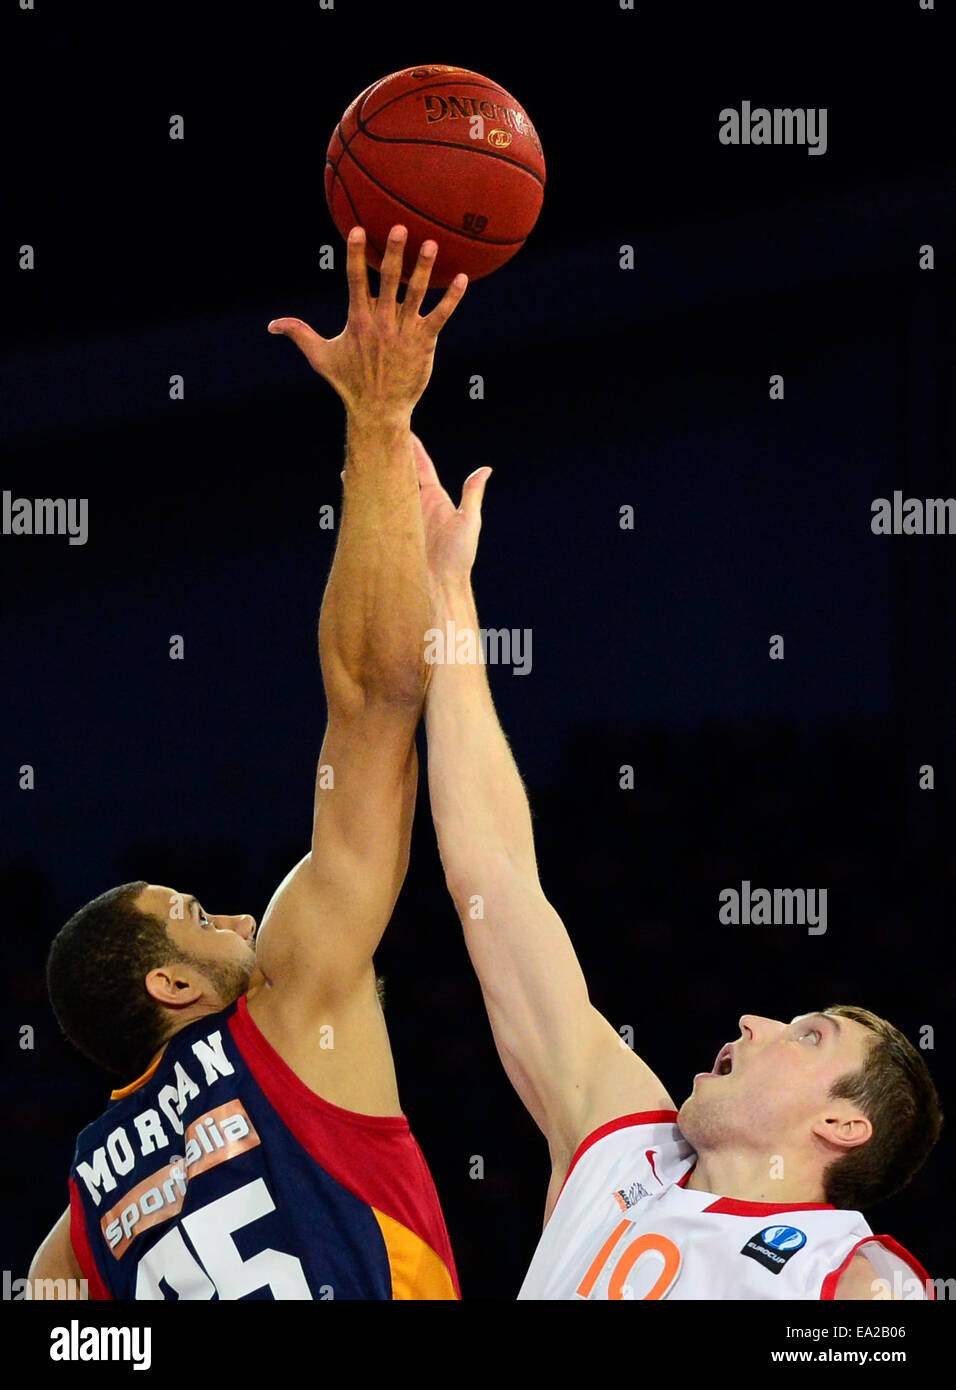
[[325, 64, 546, 288]]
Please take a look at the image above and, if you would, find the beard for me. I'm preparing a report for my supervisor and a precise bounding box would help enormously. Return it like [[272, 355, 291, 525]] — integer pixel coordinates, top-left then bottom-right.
[[186, 949, 255, 1008], [677, 1087, 735, 1151]]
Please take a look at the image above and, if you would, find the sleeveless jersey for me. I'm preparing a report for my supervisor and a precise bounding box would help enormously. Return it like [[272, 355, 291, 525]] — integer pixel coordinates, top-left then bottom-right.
[[518, 1111, 932, 1300], [68, 995, 459, 1300]]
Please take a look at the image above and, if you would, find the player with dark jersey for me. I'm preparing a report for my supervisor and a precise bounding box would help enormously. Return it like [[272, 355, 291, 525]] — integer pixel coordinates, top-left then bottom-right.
[[67, 998, 457, 1299], [30, 225, 468, 1300]]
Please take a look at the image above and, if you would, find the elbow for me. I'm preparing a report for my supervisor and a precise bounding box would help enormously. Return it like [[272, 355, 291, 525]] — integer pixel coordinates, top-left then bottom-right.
[[323, 658, 426, 721]]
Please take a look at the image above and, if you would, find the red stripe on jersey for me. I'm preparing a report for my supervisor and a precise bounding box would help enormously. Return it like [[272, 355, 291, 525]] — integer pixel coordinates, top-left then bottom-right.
[[69, 1177, 112, 1300], [820, 1234, 935, 1300], [559, 1111, 680, 1200], [675, 1165, 834, 1211], [229, 995, 459, 1296], [704, 1196, 834, 1215]]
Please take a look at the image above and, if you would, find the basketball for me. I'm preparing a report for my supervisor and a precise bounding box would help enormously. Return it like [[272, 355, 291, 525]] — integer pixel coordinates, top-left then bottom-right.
[[325, 65, 546, 288]]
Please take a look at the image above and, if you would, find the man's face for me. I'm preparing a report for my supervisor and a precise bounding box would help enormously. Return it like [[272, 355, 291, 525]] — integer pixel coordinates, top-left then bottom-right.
[[137, 884, 258, 1006], [677, 1011, 874, 1153]]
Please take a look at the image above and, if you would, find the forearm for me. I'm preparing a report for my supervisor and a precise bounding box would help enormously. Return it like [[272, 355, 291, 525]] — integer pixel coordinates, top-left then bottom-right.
[[424, 577, 539, 899], [425, 575, 600, 1139], [319, 409, 431, 711]]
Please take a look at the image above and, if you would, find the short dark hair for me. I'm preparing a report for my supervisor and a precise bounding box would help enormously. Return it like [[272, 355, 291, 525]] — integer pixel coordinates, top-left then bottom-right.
[[47, 882, 188, 1078], [821, 1004, 943, 1210]]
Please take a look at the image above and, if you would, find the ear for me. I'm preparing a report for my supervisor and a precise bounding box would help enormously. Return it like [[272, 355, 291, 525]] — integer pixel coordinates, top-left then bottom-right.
[[812, 1110, 872, 1153], [145, 964, 204, 1009]]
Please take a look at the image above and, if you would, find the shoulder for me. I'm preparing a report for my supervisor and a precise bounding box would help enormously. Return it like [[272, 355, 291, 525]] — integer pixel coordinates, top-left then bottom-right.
[[832, 1252, 894, 1300], [29, 1208, 86, 1297], [564, 1109, 689, 1174], [545, 1110, 692, 1225]]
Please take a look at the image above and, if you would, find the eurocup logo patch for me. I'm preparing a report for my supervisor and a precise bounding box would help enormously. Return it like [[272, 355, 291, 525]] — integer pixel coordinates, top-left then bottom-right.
[[740, 1224, 807, 1275]]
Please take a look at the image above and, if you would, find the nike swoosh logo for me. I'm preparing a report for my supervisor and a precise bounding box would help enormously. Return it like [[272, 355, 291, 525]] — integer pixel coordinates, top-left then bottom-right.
[[646, 1149, 663, 1185]]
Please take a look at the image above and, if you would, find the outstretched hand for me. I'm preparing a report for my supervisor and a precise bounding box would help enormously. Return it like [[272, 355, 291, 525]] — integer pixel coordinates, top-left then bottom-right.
[[413, 433, 492, 588], [268, 225, 468, 421]]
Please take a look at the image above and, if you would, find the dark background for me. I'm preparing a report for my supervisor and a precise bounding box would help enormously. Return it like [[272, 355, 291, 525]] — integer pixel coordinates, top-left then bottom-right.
[[3, 0, 953, 1299]]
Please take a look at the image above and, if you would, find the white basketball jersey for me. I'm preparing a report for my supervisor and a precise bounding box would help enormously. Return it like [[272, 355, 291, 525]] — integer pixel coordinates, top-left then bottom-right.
[[518, 1111, 931, 1300]]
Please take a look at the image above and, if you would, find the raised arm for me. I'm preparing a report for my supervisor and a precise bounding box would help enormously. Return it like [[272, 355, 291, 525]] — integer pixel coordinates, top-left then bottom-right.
[[418, 438, 675, 1197], [247, 231, 466, 1108]]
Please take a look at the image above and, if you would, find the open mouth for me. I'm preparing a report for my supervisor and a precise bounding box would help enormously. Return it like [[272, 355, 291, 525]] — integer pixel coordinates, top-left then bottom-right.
[[710, 1044, 734, 1077], [693, 1042, 736, 1083]]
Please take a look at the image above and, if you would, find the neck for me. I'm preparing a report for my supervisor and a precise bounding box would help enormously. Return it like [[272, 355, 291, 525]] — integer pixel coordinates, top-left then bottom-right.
[[684, 1147, 828, 1205], [147, 993, 240, 1070]]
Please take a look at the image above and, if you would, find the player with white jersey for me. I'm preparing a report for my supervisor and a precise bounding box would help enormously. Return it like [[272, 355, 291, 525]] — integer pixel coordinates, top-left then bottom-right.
[[518, 1111, 932, 1300], [413, 436, 942, 1301]]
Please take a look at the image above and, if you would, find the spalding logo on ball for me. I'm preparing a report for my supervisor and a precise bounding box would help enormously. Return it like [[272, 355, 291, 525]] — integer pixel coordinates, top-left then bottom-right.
[[325, 65, 546, 287]]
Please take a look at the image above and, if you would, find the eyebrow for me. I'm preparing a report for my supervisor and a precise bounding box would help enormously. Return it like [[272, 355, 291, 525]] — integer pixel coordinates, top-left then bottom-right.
[[184, 895, 200, 919]]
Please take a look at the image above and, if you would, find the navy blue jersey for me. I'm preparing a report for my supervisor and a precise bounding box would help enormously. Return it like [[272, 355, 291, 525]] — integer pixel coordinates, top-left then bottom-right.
[[68, 996, 459, 1299]]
